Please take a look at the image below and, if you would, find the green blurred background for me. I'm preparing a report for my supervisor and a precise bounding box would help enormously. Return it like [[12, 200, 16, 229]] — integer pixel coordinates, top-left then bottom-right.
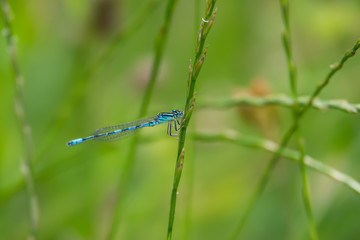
[[1, 0, 360, 239]]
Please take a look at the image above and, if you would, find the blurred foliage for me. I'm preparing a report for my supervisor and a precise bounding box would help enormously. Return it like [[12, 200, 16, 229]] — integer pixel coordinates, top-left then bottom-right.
[[0, 0, 360, 239]]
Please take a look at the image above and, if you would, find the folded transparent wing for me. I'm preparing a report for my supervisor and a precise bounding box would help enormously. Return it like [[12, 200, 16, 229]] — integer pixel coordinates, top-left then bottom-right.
[[92, 116, 158, 142]]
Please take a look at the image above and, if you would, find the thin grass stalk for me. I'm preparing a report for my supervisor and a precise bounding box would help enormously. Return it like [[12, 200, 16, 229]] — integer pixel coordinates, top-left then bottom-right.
[[198, 95, 360, 114], [1, 1, 39, 239], [299, 39, 360, 117], [280, 0, 297, 100], [295, 131, 318, 239], [107, 1, 179, 239], [167, 1, 217, 239], [192, 131, 360, 194], [280, 0, 318, 238], [230, 38, 360, 239]]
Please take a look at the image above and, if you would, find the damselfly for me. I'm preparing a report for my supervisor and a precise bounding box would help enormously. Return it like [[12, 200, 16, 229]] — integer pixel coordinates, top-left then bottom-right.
[[67, 109, 184, 146]]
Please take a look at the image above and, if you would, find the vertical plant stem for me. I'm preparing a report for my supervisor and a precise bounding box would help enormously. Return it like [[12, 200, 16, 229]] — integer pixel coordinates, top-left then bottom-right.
[[168, 148, 185, 240], [231, 38, 360, 239], [280, 0, 297, 99], [167, 1, 217, 239], [295, 131, 318, 239], [1, 1, 39, 239], [280, 0, 318, 239], [107, 1, 179, 239]]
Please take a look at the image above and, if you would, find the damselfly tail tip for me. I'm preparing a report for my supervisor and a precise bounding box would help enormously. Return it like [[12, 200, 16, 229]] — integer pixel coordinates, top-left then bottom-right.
[[67, 138, 83, 146]]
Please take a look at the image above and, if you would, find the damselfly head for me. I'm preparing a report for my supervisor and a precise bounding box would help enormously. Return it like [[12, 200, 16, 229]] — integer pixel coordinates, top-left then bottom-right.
[[172, 109, 184, 118]]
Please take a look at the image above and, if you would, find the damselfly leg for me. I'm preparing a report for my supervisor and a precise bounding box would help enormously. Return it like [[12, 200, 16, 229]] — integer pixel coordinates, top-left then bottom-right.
[[167, 120, 181, 137]]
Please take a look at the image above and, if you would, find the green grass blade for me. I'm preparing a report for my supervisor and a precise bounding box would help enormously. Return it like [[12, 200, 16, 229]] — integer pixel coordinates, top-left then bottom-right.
[[1, 1, 39, 239], [167, 1, 217, 239]]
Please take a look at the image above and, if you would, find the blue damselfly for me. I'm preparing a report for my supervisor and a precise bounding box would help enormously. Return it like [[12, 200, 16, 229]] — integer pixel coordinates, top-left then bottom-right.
[[67, 109, 184, 146]]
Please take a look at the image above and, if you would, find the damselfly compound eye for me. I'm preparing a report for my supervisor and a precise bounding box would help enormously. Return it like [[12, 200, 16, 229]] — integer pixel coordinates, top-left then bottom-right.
[[172, 109, 184, 118]]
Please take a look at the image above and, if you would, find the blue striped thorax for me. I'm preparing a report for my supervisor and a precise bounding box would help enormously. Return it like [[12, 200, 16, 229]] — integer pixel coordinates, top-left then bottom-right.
[[157, 109, 184, 123]]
